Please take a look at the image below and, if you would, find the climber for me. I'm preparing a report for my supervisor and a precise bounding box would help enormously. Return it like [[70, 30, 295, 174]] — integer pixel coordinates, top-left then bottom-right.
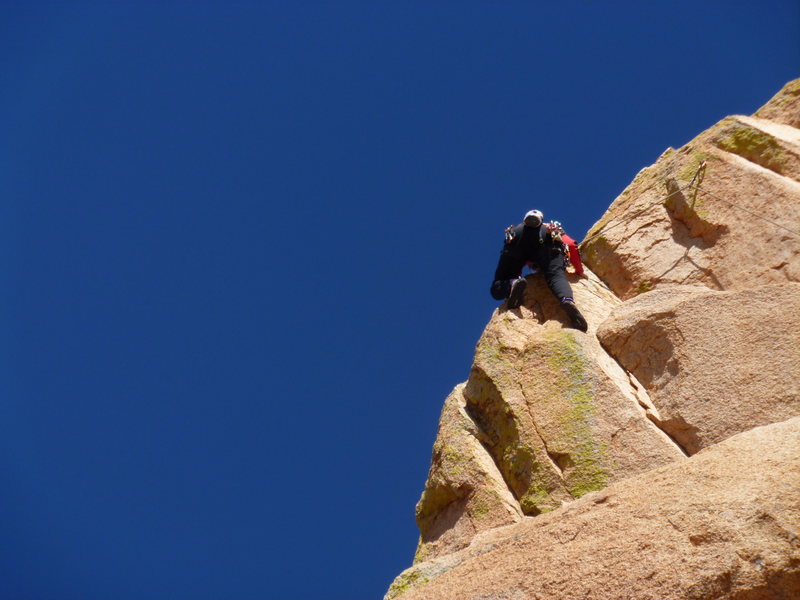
[[490, 209, 588, 332]]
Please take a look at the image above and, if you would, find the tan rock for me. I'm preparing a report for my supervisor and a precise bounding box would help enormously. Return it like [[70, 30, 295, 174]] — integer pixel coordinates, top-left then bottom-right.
[[389, 79, 800, 599], [414, 384, 523, 563], [412, 271, 683, 561], [597, 283, 800, 454], [755, 78, 800, 128], [470, 270, 683, 511], [386, 417, 800, 600], [581, 79, 800, 299]]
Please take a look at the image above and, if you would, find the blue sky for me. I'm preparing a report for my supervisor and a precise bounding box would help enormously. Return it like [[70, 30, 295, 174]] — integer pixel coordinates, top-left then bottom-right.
[[1, 2, 797, 599]]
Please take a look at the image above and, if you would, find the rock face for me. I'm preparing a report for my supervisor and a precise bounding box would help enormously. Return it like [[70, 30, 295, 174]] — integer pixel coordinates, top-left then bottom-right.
[[580, 79, 800, 300], [413, 383, 524, 563], [597, 283, 800, 455], [389, 418, 800, 600], [388, 79, 800, 599], [755, 79, 800, 128], [413, 269, 683, 562]]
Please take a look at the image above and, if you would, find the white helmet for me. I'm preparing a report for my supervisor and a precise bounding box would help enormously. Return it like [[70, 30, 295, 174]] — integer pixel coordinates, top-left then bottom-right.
[[524, 209, 544, 227]]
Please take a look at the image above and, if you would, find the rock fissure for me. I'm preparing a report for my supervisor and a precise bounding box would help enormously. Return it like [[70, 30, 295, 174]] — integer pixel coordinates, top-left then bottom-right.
[[644, 414, 691, 457], [597, 334, 691, 458], [462, 401, 524, 510], [516, 380, 569, 482]]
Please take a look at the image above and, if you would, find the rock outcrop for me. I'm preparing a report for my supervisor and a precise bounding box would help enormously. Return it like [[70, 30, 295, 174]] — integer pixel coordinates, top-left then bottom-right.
[[389, 418, 800, 600], [413, 383, 524, 563], [580, 79, 800, 300], [388, 79, 800, 599], [597, 283, 800, 454], [413, 270, 683, 562], [755, 79, 800, 128]]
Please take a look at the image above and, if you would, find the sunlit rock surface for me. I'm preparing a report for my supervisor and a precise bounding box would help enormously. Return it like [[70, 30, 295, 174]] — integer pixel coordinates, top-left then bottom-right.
[[581, 79, 800, 300], [597, 283, 800, 454], [387, 79, 800, 600], [389, 418, 800, 600]]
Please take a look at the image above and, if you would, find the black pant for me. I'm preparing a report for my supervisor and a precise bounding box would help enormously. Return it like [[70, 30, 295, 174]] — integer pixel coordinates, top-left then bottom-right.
[[490, 249, 573, 301]]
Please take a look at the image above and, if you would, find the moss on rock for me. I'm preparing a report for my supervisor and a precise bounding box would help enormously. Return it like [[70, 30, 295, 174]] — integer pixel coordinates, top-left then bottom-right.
[[469, 490, 493, 520], [754, 78, 800, 126], [663, 185, 709, 221], [538, 330, 611, 498], [581, 234, 614, 265], [676, 150, 712, 183], [466, 357, 569, 516], [715, 125, 789, 174], [412, 537, 427, 565], [385, 569, 429, 599], [519, 481, 559, 514]]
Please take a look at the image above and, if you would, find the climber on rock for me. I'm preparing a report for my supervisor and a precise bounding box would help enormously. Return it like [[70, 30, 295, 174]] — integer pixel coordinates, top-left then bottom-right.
[[490, 209, 588, 332]]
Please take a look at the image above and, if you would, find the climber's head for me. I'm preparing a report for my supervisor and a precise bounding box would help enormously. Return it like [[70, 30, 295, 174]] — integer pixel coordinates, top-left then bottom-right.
[[524, 209, 544, 228]]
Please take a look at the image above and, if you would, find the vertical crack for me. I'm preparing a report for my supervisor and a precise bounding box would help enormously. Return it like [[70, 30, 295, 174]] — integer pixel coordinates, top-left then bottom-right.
[[517, 381, 568, 479], [601, 346, 690, 458], [645, 415, 690, 457], [462, 401, 523, 508]]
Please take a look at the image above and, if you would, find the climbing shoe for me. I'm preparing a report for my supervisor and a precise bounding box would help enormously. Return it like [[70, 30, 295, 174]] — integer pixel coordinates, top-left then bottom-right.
[[561, 298, 588, 332], [507, 277, 527, 309]]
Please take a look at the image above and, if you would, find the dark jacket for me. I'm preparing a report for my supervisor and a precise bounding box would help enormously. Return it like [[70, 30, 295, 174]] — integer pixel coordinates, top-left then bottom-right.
[[503, 223, 558, 262]]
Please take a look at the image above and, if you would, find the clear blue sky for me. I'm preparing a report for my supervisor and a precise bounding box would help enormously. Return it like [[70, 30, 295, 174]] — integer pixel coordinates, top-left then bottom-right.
[[1, 2, 797, 599]]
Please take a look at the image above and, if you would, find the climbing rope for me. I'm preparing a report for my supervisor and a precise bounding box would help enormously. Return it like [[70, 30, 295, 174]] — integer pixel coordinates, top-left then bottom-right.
[[580, 180, 695, 247], [581, 161, 800, 246], [690, 182, 800, 239]]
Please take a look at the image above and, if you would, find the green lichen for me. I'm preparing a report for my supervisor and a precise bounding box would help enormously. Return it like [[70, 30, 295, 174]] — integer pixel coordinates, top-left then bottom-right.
[[386, 570, 429, 599], [474, 331, 612, 514], [693, 199, 709, 220], [635, 280, 653, 295], [412, 537, 428, 565], [519, 482, 558, 515], [663, 191, 708, 220], [755, 79, 800, 116], [715, 125, 789, 174], [470, 493, 491, 520], [581, 234, 613, 267], [585, 211, 617, 241], [468, 329, 615, 518], [440, 444, 466, 479], [663, 177, 724, 239], [540, 330, 610, 498], [503, 440, 534, 473], [415, 483, 459, 523], [478, 338, 499, 360], [658, 147, 676, 161], [677, 150, 711, 182], [466, 372, 558, 515]]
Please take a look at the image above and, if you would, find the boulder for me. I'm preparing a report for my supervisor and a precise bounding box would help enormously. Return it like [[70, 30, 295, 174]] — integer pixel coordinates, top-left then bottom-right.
[[596, 283, 800, 454], [414, 384, 523, 563], [412, 271, 684, 560], [581, 78, 800, 300], [386, 417, 800, 600]]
